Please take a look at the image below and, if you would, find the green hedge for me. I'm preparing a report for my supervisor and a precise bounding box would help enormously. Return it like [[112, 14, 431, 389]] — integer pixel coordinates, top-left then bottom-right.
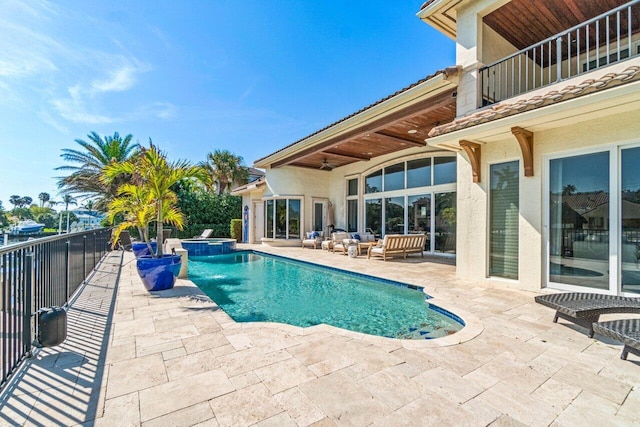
[[230, 219, 242, 240]]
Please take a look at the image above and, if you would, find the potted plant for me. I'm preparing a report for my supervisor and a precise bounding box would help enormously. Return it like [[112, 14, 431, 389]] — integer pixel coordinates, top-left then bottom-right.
[[103, 142, 203, 291]]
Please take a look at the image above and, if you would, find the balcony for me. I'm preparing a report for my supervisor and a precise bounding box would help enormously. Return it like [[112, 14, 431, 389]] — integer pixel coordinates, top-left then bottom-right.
[[480, 0, 640, 106]]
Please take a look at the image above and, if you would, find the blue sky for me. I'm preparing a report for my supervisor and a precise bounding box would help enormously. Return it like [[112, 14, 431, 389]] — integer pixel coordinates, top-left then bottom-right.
[[0, 0, 454, 209]]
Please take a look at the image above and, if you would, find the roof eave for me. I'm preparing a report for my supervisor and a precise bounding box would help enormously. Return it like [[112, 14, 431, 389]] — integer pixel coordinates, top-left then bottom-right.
[[416, 0, 463, 41], [426, 79, 640, 148], [254, 69, 459, 169]]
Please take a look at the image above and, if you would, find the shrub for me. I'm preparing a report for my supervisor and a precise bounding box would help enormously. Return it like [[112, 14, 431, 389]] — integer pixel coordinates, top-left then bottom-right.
[[230, 219, 242, 241]]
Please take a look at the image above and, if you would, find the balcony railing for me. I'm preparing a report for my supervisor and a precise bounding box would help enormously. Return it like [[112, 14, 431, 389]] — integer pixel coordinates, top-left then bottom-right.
[[1, 228, 111, 390], [480, 0, 640, 106]]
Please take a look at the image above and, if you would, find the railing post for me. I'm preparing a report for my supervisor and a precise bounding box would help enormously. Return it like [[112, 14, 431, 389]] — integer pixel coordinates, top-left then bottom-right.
[[93, 232, 97, 269], [555, 36, 563, 82], [65, 240, 70, 303], [23, 251, 34, 357], [83, 235, 87, 280]]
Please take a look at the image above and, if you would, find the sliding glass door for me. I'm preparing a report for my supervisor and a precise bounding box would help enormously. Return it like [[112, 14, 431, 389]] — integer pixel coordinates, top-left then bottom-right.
[[548, 151, 610, 290], [621, 147, 640, 294]]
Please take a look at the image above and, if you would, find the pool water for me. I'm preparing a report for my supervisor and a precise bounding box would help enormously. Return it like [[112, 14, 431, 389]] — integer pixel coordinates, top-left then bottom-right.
[[188, 251, 463, 339]]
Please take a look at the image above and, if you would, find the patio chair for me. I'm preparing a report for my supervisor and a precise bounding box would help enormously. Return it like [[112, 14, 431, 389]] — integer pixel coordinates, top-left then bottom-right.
[[193, 229, 213, 239], [534, 292, 640, 337], [301, 231, 323, 249], [592, 319, 640, 360], [118, 230, 133, 251]]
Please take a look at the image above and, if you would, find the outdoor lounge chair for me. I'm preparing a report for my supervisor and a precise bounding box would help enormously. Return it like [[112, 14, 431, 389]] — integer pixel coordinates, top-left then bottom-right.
[[367, 234, 426, 261], [193, 229, 213, 239], [534, 292, 640, 337], [592, 319, 640, 360], [118, 230, 133, 251], [302, 231, 324, 249]]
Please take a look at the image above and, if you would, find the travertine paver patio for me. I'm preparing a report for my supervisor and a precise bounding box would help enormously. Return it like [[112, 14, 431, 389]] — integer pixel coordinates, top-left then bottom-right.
[[2, 245, 640, 426]]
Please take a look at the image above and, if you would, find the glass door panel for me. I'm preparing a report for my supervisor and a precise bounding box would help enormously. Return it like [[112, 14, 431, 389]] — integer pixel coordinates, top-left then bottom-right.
[[313, 202, 324, 232], [365, 199, 382, 238], [385, 197, 405, 234], [549, 152, 609, 289], [621, 147, 640, 294], [408, 194, 431, 251], [435, 192, 456, 253]]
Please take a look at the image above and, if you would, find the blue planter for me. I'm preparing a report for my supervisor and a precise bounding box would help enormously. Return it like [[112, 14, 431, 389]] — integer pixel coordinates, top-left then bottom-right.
[[136, 254, 181, 291], [132, 242, 157, 258]]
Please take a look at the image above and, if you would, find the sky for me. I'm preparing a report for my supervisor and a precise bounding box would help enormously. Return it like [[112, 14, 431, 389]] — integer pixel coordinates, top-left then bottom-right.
[[0, 0, 455, 210]]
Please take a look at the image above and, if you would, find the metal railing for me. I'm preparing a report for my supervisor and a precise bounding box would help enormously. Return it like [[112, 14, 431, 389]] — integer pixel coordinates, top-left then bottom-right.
[[1, 228, 111, 390], [480, 0, 640, 106]]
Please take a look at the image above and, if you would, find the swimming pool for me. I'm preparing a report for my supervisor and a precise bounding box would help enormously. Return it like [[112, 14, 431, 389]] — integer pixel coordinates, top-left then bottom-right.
[[188, 251, 463, 340]]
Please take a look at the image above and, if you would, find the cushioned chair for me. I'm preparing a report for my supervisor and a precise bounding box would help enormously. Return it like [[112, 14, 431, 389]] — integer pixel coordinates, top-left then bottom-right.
[[302, 231, 324, 249], [330, 232, 351, 254]]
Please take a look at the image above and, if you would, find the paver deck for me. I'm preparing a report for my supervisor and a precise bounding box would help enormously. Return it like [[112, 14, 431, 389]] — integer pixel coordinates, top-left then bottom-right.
[[2, 245, 640, 426]]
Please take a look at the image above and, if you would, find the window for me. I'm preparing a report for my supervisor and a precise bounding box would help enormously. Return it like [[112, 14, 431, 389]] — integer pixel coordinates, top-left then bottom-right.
[[365, 170, 382, 194], [266, 200, 274, 238], [347, 178, 358, 196], [435, 192, 456, 253], [365, 199, 382, 237], [347, 200, 358, 232], [407, 158, 431, 188], [385, 197, 404, 234], [384, 163, 404, 191], [264, 197, 302, 239], [622, 147, 640, 294], [548, 152, 609, 289], [489, 161, 519, 279], [346, 178, 359, 232], [434, 157, 456, 185], [362, 155, 456, 253]]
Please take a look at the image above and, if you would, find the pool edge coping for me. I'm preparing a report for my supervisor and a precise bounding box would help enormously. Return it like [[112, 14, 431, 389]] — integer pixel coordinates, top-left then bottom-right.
[[181, 250, 484, 347]]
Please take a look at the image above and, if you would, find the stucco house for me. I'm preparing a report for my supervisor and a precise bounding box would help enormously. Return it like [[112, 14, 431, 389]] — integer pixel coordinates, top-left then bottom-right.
[[234, 0, 640, 296]]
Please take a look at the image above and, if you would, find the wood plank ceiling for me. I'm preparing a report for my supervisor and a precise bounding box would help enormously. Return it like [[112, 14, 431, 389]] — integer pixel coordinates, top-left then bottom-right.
[[484, 0, 640, 54], [272, 89, 457, 171]]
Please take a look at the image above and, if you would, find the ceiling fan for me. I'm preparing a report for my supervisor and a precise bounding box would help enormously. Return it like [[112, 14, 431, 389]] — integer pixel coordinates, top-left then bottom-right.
[[319, 158, 336, 170]]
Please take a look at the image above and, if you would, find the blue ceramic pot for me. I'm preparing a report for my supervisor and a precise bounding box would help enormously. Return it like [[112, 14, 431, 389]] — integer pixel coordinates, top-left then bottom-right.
[[132, 241, 157, 258], [136, 254, 181, 291]]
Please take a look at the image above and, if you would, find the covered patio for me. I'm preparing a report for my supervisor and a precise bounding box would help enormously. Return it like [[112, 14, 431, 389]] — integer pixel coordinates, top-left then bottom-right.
[[1, 246, 640, 425]]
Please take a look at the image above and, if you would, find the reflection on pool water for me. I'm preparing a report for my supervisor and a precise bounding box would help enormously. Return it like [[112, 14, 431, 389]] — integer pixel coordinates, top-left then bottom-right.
[[188, 251, 464, 340]]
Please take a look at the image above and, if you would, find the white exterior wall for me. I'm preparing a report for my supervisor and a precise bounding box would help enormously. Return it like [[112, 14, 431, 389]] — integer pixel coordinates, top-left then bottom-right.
[[455, 107, 640, 290]]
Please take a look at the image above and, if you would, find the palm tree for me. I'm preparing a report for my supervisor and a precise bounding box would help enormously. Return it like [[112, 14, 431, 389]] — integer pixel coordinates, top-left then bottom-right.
[[82, 200, 95, 215], [38, 192, 50, 207], [61, 193, 77, 233], [102, 141, 204, 256], [200, 149, 249, 195], [56, 131, 139, 210], [9, 195, 20, 208]]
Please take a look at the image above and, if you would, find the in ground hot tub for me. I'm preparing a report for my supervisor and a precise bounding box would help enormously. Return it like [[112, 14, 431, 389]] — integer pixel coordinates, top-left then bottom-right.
[[181, 238, 236, 256]]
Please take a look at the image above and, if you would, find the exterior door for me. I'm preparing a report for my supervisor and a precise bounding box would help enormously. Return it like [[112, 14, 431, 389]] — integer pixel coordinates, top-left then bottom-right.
[[312, 200, 326, 234], [253, 201, 264, 243]]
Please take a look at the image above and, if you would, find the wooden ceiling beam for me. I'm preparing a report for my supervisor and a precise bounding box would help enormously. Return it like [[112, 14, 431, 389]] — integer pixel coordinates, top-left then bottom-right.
[[321, 150, 371, 161], [374, 131, 425, 147], [270, 89, 456, 168]]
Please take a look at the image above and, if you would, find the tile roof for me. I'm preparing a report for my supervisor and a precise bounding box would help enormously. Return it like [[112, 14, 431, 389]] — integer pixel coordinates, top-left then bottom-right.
[[230, 176, 266, 194], [254, 67, 457, 165], [428, 65, 640, 138]]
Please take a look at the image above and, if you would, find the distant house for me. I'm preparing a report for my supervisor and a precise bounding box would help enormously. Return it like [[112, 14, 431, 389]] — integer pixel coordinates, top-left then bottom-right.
[[70, 208, 105, 230], [234, 0, 640, 296]]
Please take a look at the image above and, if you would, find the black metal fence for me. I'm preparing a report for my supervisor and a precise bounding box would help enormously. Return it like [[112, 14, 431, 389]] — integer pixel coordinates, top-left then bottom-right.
[[0, 228, 111, 390]]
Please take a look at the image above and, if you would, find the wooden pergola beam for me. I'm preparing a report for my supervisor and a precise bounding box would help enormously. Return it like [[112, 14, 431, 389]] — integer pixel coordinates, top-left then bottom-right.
[[459, 140, 482, 183], [511, 126, 534, 177], [374, 131, 425, 147], [321, 150, 371, 161], [270, 90, 456, 168]]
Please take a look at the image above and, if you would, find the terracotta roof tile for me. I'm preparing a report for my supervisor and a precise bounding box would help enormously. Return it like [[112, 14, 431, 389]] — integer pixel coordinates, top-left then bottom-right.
[[428, 65, 640, 137]]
